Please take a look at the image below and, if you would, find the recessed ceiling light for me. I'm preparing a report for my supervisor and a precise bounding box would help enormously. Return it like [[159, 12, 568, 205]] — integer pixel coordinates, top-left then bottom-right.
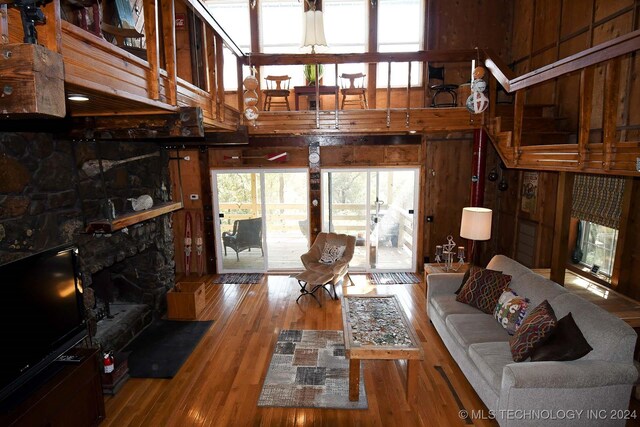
[[67, 94, 89, 102], [409, 130, 417, 134]]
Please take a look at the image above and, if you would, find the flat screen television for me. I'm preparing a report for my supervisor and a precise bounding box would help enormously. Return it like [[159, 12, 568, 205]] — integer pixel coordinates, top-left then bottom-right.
[[0, 244, 87, 403]]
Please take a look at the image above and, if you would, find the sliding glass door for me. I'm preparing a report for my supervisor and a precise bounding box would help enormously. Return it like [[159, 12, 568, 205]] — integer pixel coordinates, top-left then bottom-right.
[[322, 168, 418, 272], [212, 169, 308, 272]]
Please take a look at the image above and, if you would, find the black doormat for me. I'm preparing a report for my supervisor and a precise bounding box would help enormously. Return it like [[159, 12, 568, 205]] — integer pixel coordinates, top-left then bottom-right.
[[124, 319, 213, 378]]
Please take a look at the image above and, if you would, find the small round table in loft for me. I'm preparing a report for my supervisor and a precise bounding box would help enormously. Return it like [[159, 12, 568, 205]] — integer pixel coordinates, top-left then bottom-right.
[[295, 269, 336, 307]]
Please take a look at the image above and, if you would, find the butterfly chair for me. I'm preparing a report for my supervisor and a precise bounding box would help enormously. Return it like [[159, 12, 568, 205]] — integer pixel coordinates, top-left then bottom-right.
[[222, 218, 263, 261], [339, 73, 368, 109], [428, 64, 458, 107], [300, 232, 356, 300], [263, 75, 292, 111]]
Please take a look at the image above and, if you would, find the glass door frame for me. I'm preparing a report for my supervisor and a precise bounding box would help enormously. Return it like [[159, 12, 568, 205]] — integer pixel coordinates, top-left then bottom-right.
[[321, 167, 420, 273], [211, 168, 309, 273]]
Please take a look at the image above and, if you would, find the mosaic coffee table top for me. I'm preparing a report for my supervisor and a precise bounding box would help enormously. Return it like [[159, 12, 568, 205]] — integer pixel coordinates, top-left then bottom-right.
[[341, 295, 424, 360]]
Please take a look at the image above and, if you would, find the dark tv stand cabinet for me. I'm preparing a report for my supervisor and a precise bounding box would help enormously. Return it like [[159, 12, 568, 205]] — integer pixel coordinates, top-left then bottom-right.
[[0, 348, 105, 427]]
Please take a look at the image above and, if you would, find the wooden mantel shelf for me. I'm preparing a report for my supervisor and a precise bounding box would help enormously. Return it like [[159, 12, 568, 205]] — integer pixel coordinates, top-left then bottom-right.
[[86, 201, 183, 233]]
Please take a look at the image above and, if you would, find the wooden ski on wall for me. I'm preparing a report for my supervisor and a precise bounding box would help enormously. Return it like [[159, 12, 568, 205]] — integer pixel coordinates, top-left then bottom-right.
[[184, 212, 193, 275], [195, 212, 204, 275]]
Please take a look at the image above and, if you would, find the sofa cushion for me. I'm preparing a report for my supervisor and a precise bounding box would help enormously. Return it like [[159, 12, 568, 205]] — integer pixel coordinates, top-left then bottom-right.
[[456, 266, 512, 314], [446, 314, 510, 349], [431, 294, 484, 319], [319, 242, 346, 264], [509, 300, 557, 362], [509, 272, 567, 311], [494, 289, 529, 335], [530, 312, 592, 361], [468, 341, 513, 393]]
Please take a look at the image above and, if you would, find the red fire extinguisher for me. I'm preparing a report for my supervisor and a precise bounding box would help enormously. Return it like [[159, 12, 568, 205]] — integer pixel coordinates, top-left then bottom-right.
[[103, 351, 114, 374]]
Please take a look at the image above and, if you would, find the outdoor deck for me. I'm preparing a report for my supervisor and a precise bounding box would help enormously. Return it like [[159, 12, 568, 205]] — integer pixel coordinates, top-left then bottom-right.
[[219, 235, 413, 272]]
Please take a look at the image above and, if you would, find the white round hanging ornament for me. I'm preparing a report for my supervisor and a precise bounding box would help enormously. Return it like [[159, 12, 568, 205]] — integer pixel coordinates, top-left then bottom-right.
[[466, 91, 489, 114]]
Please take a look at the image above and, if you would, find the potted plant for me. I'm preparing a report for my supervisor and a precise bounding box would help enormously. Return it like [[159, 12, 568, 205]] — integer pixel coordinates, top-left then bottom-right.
[[304, 64, 324, 86]]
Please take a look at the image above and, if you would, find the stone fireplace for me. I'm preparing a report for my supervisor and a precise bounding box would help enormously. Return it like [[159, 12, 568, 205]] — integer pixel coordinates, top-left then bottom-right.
[[0, 133, 177, 353]]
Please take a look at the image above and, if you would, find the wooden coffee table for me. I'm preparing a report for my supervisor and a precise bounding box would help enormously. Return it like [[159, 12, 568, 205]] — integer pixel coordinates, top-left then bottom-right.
[[341, 295, 424, 403]]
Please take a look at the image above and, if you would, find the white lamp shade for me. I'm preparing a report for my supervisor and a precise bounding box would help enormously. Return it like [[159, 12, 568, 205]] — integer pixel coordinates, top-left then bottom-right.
[[302, 10, 327, 48], [460, 207, 492, 241]]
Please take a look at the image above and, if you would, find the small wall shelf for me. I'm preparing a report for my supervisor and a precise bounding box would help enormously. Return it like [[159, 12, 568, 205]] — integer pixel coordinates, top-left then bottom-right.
[[86, 201, 183, 233]]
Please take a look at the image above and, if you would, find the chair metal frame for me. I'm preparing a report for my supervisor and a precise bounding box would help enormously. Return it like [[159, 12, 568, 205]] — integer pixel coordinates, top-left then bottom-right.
[[428, 65, 458, 108]]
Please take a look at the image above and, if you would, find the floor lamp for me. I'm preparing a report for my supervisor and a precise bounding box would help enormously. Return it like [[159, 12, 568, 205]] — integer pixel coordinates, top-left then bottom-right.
[[460, 207, 492, 265]]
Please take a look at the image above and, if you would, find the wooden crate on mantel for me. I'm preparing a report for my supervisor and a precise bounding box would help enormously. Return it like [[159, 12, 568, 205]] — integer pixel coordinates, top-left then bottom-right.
[[166, 281, 206, 320]]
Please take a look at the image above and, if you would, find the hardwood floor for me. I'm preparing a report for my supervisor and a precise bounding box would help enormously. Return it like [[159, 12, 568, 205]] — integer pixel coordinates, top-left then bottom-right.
[[98, 275, 477, 425], [105, 272, 621, 426]]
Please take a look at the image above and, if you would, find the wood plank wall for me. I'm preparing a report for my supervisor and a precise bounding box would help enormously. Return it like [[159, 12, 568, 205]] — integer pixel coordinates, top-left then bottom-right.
[[510, 0, 640, 139], [487, 1, 640, 300]]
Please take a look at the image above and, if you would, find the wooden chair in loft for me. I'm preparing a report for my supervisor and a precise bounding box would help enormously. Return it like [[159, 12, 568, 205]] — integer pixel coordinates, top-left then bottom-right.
[[339, 73, 368, 109], [428, 64, 458, 107], [263, 75, 292, 111], [101, 0, 146, 60]]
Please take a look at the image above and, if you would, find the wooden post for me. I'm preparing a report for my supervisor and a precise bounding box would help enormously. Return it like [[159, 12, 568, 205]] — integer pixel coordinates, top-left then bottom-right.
[[406, 61, 411, 127], [550, 172, 574, 285], [348, 358, 360, 401], [41, 0, 62, 53], [512, 90, 525, 164], [236, 56, 244, 113], [143, 0, 160, 100], [386, 61, 391, 127], [215, 35, 225, 122], [602, 58, 620, 171], [578, 66, 594, 169], [161, 0, 178, 105], [206, 28, 216, 118], [367, 0, 377, 109]]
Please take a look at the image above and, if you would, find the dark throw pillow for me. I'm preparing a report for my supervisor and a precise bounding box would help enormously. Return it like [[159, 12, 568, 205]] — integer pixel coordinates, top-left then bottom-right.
[[509, 300, 558, 362], [530, 313, 593, 361], [455, 266, 512, 314], [454, 265, 473, 295]]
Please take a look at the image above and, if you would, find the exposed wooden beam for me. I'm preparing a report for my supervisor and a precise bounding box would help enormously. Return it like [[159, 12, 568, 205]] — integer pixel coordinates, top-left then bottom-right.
[[367, 0, 378, 109], [41, 0, 62, 53], [68, 107, 205, 139], [511, 90, 525, 166], [247, 50, 477, 66], [246, 134, 422, 147], [215, 35, 225, 122]]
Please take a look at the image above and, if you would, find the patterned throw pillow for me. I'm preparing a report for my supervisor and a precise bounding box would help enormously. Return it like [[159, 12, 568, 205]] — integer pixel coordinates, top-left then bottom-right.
[[494, 289, 529, 335], [455, 266, 512, 314], [509, 300, 558, 362], [319, 243, 346, 264]]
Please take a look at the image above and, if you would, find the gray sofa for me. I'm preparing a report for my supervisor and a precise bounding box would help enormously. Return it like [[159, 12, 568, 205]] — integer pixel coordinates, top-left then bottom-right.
[[427, 255, 638, 426]]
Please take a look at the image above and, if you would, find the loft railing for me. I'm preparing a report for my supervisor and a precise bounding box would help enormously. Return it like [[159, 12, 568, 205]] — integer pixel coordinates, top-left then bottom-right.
[[479, 30, 640, 176]]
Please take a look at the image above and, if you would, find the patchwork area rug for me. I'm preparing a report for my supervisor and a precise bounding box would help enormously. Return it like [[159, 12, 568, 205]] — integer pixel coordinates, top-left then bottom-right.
[[367, 272, 422, 285], [258, 330, 368, 409], [125, 319, 213, 378], [211, 273, 264, 284]]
